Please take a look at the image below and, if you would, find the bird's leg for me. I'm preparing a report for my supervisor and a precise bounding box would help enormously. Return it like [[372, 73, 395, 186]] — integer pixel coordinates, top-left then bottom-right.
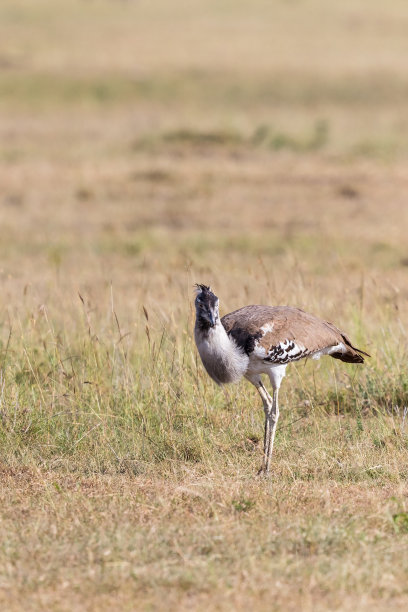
[[261, 366, 286, 474], [263, 405, 270, 459], [264, 388, 279, 473], [253, 381, 274, 474]]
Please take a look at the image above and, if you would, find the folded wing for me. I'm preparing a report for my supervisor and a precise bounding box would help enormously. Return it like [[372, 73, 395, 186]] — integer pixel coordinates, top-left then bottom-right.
[[221, 305, 369, 365]]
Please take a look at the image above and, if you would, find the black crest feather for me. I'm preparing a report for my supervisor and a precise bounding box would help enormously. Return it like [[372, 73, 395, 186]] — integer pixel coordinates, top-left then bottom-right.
[[195, 283, 211, 293]]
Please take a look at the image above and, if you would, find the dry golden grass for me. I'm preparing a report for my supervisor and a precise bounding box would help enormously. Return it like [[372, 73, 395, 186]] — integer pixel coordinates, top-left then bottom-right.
[[0, 1, 408, 610]]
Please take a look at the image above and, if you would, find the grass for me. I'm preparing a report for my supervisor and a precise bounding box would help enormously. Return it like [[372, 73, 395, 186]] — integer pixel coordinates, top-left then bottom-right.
[[1, 0, 408, 610]]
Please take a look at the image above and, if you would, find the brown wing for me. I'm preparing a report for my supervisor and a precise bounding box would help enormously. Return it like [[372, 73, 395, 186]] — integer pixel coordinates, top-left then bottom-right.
[[221, 305, 369, 364]]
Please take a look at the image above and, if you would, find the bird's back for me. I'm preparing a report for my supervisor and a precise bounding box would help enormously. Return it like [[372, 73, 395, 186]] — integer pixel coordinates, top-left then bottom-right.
[[221, 305, 368, 364]]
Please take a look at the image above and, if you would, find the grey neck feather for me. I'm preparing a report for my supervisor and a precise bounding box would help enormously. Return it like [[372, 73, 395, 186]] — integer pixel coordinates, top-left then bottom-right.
[[194, 320, 249, 385]]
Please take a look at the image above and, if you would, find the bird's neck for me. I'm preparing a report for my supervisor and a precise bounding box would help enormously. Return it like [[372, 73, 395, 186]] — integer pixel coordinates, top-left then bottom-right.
[[194, 320, 249, 385]]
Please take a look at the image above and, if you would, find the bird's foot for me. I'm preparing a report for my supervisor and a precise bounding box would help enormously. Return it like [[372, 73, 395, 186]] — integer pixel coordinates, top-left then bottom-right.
[[256, 466, 270, 478]]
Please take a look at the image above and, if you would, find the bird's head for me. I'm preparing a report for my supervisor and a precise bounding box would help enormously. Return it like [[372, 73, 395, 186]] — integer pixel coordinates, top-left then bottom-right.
[[194, 284, 219, 329]]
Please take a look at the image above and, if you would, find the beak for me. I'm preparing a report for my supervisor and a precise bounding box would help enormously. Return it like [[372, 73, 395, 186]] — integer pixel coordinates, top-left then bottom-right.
[[208, 311, 215, 327]]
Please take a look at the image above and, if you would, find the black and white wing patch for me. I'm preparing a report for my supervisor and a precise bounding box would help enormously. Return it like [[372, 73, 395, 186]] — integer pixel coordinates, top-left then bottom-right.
[[263, 339, 310, 364]]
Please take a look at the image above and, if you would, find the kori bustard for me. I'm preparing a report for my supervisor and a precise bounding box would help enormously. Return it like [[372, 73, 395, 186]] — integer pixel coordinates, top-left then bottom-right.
[[194, 284, 369, 474]]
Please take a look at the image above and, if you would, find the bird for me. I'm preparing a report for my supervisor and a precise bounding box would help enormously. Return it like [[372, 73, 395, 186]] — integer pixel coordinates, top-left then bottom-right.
[[193, 284, 370, 475]]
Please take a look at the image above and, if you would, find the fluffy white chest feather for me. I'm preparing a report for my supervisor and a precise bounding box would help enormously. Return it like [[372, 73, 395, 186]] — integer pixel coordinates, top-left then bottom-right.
[[194, 323, 249, 385]]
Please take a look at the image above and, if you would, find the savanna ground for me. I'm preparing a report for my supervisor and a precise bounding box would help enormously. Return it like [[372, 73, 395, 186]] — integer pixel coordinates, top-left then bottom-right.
[[1, 1, 408, 610]]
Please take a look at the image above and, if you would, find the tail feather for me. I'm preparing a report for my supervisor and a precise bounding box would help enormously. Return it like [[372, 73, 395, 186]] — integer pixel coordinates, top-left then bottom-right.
[[332, 333, 370, 364], [331, 350, 365, 364]]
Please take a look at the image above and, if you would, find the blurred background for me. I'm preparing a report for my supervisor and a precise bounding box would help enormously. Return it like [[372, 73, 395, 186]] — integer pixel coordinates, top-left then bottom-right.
[[1, 0, 408, 331], [2, 3, 408, 609]]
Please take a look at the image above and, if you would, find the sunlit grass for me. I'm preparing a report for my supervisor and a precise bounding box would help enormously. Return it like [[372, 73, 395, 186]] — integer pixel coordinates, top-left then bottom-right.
[[1, 0, 408, 610]]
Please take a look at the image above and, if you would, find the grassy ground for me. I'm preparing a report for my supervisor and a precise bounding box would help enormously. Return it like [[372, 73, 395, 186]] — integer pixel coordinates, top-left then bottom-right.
[[1, 1, 408, 610]]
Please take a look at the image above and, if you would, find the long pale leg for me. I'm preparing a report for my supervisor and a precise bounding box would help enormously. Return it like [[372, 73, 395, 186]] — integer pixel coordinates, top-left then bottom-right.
[[259, 385, 275, 473], [246, 376, 273, 473], [264, 388, 279, 473], [263, 365, 286, 473], [247, 366, 286, 474]]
